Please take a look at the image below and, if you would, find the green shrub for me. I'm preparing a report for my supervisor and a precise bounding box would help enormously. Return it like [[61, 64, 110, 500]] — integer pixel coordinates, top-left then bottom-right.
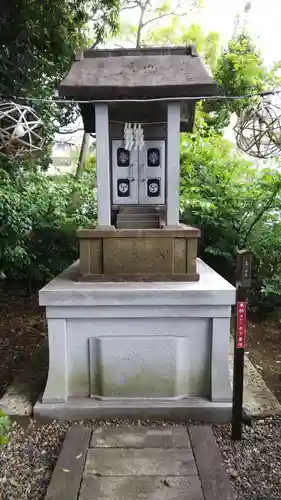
[[0, 170, 97, 284], [180, 131, 281, 313], [0, 410, 10, 446]]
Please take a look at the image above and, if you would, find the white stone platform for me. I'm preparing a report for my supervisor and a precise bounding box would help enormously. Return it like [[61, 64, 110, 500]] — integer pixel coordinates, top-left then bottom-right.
[[34, 259, 236, 422]]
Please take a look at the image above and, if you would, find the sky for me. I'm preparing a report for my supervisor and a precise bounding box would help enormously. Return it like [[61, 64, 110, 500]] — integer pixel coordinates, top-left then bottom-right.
[[58, 0, 281, 145], [198, 0, 281, 66], [118, 0, 281, 67], [194, 0, 281, 144]]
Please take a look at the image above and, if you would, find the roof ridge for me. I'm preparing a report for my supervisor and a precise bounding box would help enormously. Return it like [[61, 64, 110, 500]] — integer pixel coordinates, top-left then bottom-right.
[[79, 45, 198, 59]]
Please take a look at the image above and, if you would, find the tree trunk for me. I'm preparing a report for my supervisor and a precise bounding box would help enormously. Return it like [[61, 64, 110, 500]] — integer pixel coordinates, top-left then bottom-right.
[[75, 132, 90, 179], [136, 1, 149, 48]]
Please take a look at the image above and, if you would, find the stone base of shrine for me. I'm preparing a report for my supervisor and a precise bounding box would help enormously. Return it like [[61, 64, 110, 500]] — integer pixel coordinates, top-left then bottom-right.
[[36, 259, 236, 422], [34, 397, 232, 423], [77, 224, 200, 282]]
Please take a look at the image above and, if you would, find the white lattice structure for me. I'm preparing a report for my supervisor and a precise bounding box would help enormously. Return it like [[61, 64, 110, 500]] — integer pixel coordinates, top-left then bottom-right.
[[0, 101, 44, 157]]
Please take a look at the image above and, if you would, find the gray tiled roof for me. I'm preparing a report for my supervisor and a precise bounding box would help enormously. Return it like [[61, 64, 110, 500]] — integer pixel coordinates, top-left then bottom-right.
[[59, 46, 218, 100]]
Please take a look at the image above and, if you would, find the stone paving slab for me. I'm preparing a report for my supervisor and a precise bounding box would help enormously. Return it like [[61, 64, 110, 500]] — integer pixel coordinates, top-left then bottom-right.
[[90, 426, 191, 449], [79, 476, 204, 500], [84, 448, 197, 477], [45, 425, 236, 500]]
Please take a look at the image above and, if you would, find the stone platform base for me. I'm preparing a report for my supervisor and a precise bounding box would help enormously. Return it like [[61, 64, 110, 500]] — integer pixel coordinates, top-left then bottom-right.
[[38, 259, 235, 422], [34, 397, 232, 423]]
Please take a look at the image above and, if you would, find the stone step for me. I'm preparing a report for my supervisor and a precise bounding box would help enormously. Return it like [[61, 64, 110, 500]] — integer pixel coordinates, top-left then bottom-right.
[[80, 476, 203, 500], [84, 448, 197, 477], [119, 206, 158, 214], [117, 220, 159, 229], [80, 426, 203, 500], [90, 426, 191, 449], [117, 213, 159, 222]]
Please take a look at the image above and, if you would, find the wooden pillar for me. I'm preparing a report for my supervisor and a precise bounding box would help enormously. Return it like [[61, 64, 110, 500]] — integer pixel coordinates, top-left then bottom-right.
[[166, 102, 181, 226], [95, 103, 111, 227]]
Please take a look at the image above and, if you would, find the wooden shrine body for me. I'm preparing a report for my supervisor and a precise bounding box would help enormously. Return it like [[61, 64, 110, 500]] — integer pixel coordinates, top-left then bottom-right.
[[59, 46, 219, 282], [111, 138, 166, 206]]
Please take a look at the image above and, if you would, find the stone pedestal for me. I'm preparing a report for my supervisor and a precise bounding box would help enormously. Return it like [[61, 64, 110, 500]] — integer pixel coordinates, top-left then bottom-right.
[[34, 259, 236, 422]]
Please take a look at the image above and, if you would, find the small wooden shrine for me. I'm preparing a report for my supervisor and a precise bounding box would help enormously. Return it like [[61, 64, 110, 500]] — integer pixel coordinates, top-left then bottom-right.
[[36, 45, 235, 421], [60, 46, 217, 281]]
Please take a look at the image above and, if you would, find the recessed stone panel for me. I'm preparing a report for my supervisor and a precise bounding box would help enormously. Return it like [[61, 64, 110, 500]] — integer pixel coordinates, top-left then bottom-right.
[[103, 237, 174, 274], [87, 322, 210, 399], [89, 336, 177, 398]]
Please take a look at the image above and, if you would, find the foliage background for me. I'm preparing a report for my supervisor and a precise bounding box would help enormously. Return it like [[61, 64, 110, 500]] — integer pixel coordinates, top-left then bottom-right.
[[0, 168, 97, 286], [0, 0, 120, 167], [1, 0, 281, 315], [179, 129, 281, 313], [2, 133, 281, 314]]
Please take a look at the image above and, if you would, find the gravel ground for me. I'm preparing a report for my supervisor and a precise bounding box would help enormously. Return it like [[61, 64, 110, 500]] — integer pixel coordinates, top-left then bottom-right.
[[0, 419, 70, 500], [213, 416, 281, 500], [1, 418, 281, 500]]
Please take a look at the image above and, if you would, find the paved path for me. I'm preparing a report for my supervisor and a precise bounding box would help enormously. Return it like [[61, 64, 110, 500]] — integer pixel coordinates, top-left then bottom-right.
[[45, 425, 236, 500]]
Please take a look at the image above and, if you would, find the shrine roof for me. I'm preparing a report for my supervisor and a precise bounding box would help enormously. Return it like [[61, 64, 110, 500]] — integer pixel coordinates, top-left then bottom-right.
[[59, 45, 218, 100]]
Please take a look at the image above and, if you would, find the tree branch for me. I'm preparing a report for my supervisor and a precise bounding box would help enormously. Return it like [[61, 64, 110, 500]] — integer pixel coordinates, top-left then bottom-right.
[[122, 0, 147, 9], [141, 10, 186, 29], [54, 141, 79, 148], [136, 0, 150, 48], [58, 128, 84, 135], [242, 183, 281, 246], [75, 132, 91, 179], [122, 4, 139, 10], [237, 190, 265, 233]]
